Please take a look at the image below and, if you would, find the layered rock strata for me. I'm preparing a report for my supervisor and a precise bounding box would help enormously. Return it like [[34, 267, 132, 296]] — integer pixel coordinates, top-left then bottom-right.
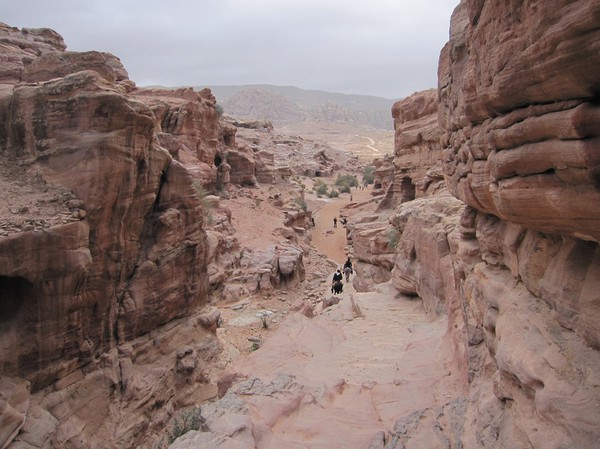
[[0, 22, 315, 449], [350, 1, 600, 447]]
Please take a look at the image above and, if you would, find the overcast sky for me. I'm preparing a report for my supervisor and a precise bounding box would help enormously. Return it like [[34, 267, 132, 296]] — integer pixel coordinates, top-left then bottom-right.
[[2, 0, 458, 99]]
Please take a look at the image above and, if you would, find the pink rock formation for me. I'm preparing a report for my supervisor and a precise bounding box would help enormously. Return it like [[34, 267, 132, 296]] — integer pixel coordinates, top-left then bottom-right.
[[439, 0, 600, 243], [0, 24, 222, 449], [351, 1, 600, 447]]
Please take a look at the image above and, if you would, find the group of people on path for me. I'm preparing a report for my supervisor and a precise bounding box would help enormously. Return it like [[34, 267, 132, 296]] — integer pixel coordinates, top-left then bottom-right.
[[331, 257, 353, 295], [333, 216, 347, 228]]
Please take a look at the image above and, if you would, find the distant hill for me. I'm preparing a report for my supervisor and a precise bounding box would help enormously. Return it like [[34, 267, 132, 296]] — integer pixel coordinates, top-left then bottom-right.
[[203, 84, 396, 130]]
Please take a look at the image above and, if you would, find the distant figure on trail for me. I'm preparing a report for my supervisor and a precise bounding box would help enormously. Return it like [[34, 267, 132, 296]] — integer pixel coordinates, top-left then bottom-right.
[[331, 269, 343, 294], [341, 217, 347, 226], [343, 266, 352, 282], [332, 269, 343, 283], [343, 257, 353, 282], [332, 280, 343, 294], [311, 217, 315, 227], [333, 217, 337, 228]]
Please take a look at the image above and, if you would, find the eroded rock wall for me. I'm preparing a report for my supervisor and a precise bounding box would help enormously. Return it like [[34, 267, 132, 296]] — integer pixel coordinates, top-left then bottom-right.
[[0, 24, 222, 449], [388, 1, 600, 447], [354, 1, 600, 447], [377, 89, 445, 210]]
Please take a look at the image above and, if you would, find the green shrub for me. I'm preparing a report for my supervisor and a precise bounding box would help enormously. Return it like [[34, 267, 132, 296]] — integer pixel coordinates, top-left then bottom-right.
[[328, 189, 340, 198], [338, 184, 351, 194], [335, 174, 359, 188], [362, 166, 375, 185], [168, 407, 202, 444], [294, 197, 308, 212], [215, 103, 224, 117], [314, 183, 328, 196], [387, 228, 399, 249]]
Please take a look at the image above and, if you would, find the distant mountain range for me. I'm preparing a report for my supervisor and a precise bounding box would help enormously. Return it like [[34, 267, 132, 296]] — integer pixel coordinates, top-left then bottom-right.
[[203, 84, 397, 130]]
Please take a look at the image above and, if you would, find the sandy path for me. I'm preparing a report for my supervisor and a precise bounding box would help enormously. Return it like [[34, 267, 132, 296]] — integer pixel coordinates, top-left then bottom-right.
[[311, 186, 372, 266], [203, 183, 466, 448], [222, 282, 465, 449]]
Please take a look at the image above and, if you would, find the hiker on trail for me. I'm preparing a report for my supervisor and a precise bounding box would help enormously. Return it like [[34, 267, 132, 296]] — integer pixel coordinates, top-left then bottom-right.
[[332, 269, 343, 284], [332, 269, 344, 294], [343, 265, 352, 282], [311, 217, 315, 227], [343, 257, 353, 282], [344, 257, 353, 272], [333, 217, 337, 228], [332, 279, 343, 294]]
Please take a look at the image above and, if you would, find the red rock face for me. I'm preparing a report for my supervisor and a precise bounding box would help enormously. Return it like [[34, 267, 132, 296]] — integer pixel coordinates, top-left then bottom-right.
[[0, 27, 210, 391], [377, 89, 444, 210], [433, 1, 600, 448], [439, 0, 600, 242]]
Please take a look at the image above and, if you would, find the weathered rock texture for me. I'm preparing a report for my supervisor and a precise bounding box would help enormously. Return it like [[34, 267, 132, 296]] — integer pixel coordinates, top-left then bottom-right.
[[379, 89, 445, 210], [0, 22, 319, 449], [438, 0, 600, 243], [351, 1, 600, 447], [0, 23, 223, 449]]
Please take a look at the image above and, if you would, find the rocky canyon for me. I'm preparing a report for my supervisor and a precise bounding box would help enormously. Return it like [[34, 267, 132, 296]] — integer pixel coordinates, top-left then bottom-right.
[[1, 0, 599, 448]]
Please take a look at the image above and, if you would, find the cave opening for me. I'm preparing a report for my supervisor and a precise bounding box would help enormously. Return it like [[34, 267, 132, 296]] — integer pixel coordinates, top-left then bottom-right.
[[0, 275, 33, 323], [401, 176, 416, 202], [214, 153, 222, 167]]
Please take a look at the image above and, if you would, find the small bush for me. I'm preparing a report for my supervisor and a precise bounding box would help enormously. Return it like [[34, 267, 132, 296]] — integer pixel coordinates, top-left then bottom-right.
[[338, 184, 351, 194], [335, 174, 359, 188], [294, 197, 308, 212], [387, 228, 399, 249], [215, 103, 224, 117], [328, 189, 340, 198], [314, 183, 328, 196], [168, 407, 202, 444], [362, 166, 376, 185]]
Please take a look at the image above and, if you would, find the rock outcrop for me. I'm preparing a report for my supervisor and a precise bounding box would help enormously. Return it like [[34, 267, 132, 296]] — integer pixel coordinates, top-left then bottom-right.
[[349, 1, 600, 448], [0, 23, 223, 449], [350, 1, 600, 447], [378, 89, 445, 210], [0, 22, 321, 448], [435, 2, 600, 446]]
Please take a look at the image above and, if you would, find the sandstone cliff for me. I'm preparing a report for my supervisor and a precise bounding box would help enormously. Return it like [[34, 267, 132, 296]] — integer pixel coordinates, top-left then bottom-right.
[[0, 21, 321, 448], [351, 1, 600, 448], [0, 23, 227, 449], [436, 2, 600, 446]]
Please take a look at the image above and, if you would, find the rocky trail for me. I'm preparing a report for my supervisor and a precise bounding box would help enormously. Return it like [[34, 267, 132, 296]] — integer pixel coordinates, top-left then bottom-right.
[[184, 185, 466, 449]]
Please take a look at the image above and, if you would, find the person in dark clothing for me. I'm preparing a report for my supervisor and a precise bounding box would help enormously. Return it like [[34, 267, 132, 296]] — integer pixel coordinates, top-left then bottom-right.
[[333, 217, 337, 228], [332, 269, 343, 283], [343, 257, 353, 273], [331, 280, 343, 294]]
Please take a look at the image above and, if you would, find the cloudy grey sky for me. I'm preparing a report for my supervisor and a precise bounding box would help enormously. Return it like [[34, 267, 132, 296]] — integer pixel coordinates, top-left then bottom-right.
[[3, 0, 458, 99]]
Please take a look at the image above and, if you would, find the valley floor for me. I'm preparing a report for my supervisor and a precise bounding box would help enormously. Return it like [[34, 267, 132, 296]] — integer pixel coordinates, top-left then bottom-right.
[[186, 182, 466, 448]]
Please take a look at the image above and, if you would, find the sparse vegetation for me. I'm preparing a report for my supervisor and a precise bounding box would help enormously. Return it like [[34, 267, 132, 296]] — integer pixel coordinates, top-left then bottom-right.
[[338, 184, 351, 194], [294, 197, 308, 212], [335, 174, 359, 190], [313, 180, 328, 197], [328, 189, 340, 198], [386, 228, 399, 249], [193, 181, 213, 224], [362, 166, 376, 185], [215, 103, 224, 117], [168, 407, 203, 445]]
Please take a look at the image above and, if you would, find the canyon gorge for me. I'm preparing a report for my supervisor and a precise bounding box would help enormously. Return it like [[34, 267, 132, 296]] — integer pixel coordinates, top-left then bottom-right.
[[1, 0, 600, 448]]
